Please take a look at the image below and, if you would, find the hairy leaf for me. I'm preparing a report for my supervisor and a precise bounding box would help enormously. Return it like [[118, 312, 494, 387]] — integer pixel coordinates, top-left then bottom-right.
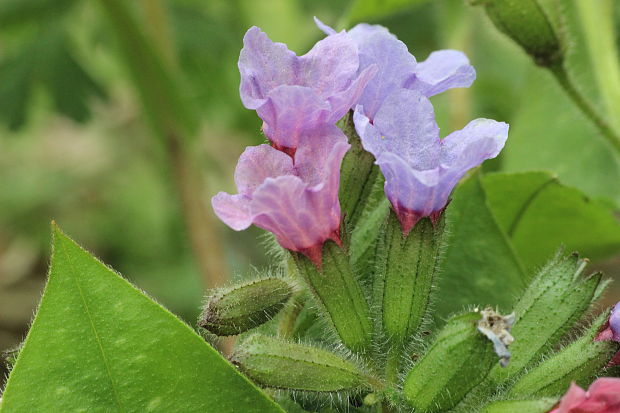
[[0, 226, 284, 413]]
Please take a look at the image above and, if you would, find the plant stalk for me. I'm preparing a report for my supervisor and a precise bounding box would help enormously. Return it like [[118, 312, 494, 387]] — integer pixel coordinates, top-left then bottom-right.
[[549, 63, 620, 155]]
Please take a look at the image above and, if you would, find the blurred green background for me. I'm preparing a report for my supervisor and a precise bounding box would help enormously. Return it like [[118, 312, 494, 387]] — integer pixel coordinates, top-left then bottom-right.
[[1, 0, 620, 386]]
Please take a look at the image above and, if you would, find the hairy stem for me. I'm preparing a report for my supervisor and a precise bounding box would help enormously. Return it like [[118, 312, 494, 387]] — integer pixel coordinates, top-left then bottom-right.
[[549, 63, 620, 155]]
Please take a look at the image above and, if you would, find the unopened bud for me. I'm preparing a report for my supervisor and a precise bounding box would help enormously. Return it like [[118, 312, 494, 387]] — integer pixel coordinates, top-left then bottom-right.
[[403, 312, 496, 412], [471, 0, 564, 67], [489, 253, 603, 384], [232, 334, 379, 393], [338, 111, 380, 229], [199, 277, 295, 336]]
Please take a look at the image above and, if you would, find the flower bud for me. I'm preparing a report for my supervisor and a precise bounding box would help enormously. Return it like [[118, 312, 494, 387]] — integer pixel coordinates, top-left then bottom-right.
[[378, 211, 445, 344], [403, 311, 496, 412], [231, 334, 379, 393], [479, 398, 557, 413], [338, 112, 380, 230], [509, 313, 619, 397], [471, 0, 564, 67], [198, 277, 295, 336], [488, 253, 603, 385]]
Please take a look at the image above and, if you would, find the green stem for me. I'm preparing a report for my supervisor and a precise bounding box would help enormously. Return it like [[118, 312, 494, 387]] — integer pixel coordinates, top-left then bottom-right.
[[549, 63, 620, 155], [575, 0, 620, 132]]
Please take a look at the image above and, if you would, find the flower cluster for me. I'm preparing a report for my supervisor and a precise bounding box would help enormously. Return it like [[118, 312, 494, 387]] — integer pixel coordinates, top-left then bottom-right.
[[213, 18, 508, 259]]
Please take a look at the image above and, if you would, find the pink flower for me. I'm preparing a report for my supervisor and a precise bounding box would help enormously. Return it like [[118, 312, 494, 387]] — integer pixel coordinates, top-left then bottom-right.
[[211, 126, 350, 266], [549, 378, 620, 413]]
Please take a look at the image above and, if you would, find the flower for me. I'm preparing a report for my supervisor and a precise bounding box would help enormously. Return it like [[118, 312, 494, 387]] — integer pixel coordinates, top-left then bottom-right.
[[212, 126, 350, 266], [549, 378, 620, 413], [354, 88, 508, 234], [238, 26, 376, 154], [315, 17, 476, 120], [595, 302, 620, 366]]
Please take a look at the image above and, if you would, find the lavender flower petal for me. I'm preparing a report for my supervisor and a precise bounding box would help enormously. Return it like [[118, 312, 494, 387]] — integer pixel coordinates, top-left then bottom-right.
[[355, 89, 439, 169], [315, 18, 475, 119], [405, 50, 476, 97], [257, 85, 331, 150], [438, 118, 509, 194], [348, 25, 417, 120], [239, 27, 297, 109], [212, 193, 253, 231], [233, 144, 295, 196]]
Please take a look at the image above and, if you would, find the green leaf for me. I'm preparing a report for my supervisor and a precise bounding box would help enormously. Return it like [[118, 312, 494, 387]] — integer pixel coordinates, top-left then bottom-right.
[[500, 67, 620, 205], [341, 0, 430, 26], [0, 226, 284, 413], [482, 171, 620, 270], [0, 28, 106, 130], [435, 173, 526, 318]]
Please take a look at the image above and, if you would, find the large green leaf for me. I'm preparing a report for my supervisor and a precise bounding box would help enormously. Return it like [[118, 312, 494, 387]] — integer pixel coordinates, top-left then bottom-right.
[[435, 173, 526, 319], [0, 226, 284, 413], [482, 171, 620, 270]]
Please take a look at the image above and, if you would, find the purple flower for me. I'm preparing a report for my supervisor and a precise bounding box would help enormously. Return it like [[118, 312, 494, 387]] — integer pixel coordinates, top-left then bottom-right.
[[212, 126, 350, 266], [238, 26, 376, 154], [315, 18, 476, 120], [354, 88, 508, 234]]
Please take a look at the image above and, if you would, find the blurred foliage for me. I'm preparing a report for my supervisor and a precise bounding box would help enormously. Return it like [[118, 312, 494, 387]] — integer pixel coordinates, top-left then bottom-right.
[[1, 0, 620, 394]]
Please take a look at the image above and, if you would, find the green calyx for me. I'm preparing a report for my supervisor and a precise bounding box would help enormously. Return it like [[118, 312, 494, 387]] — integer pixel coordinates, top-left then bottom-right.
[[472, 0, 564, 67], [231, 334, 381, 393], [293, 241, 373, 353], [379, 211, 445, 345], [338, 111, 380, 231], [509, 312, 620, 397], [488, 252, 604, 384], [403, 312, 497, 412], [198, 277, 296, 336]]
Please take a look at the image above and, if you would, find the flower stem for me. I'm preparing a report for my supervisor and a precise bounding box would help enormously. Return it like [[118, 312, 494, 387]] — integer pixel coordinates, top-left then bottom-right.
[[549, 63, 620, 155]]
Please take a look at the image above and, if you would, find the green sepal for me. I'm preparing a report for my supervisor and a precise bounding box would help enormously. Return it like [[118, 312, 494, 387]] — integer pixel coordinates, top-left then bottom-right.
[[338, 111, 379, 231], [488, 252, 603, 384], [378, 212, 445, 344], [232, 334, 380, 393], [293, 241, 372, 353], [198, 277, 296, 336], [479, 398, 558, 413], [509, 312, 619, 397], [403, 312, 496, 412], [471, 0, 564, 67]]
